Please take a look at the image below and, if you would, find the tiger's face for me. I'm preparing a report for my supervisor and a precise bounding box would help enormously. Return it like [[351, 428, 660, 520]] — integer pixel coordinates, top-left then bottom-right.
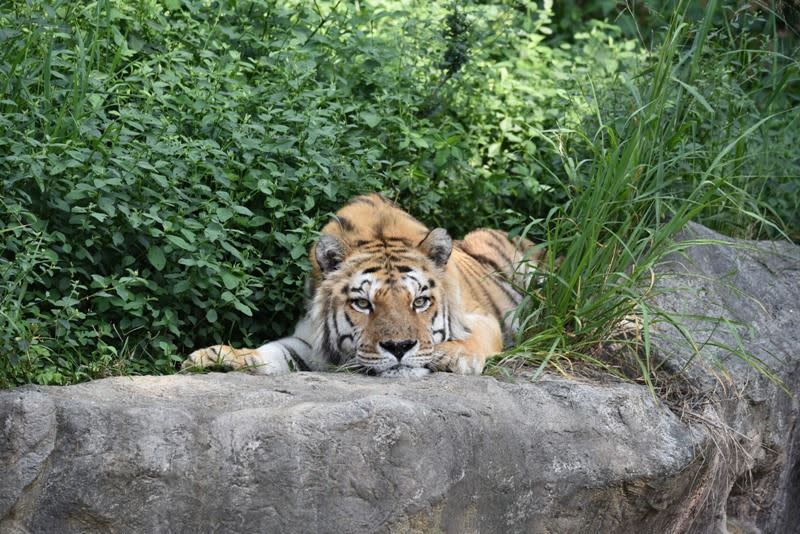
[[312, 229, 455, 375]]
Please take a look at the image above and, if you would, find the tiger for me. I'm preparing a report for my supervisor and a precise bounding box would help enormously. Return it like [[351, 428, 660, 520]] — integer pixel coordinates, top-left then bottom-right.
[[182, 193, 542, 377]]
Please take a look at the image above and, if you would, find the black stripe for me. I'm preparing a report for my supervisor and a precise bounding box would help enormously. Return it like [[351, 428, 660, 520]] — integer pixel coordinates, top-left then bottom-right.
[[405, 272, 422, 283], [487, 274, 523, 304], [322, 301, 342, 365], [457, 261, 504, 323], [404, 273, 423, 291], [489, 229, 509, 242], [362, 266, 380, 274], [485, 231, 514, 264], [342, 310, 354, 327], [433, 330, 445, 343], [289, 336, 311, 348], [353, 196, 375, 206], [284, 345, 310, 371], [336, 216, 354, 231], [388, 251, 422, 259], [330, 309, 341, 339], [470, 267, 519, 325], [375, 193, 396, 206], [373, 218, 386, 241], [484, 240, 513, 267], [332, 309, 356, 356], [462, 253, 521, 305], [466, 251, 505, 274], [396, 265, 413, 272], [322, 304, 333, 355]]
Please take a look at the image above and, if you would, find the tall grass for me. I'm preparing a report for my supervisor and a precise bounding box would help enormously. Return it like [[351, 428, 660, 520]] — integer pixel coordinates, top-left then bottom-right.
[[492, 0, 790, 391]]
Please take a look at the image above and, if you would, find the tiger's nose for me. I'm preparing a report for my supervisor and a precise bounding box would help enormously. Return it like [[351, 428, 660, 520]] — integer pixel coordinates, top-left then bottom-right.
[[379, 339, 418, 360]]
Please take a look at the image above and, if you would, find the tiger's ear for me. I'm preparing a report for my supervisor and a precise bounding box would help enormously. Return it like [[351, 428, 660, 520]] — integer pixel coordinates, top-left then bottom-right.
[[315, 234, 347, 274], [418, 228, 452, 268]]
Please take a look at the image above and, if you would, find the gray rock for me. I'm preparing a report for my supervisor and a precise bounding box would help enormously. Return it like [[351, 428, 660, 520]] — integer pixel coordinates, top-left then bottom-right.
[[650, 222, 800, 534], [1, 373, 708, 533], [1, 222, 798, 533]]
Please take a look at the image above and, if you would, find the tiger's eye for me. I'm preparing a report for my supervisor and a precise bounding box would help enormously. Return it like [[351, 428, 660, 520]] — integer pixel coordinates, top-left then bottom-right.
[[413, 297, 429, 308], [353, 298, 371, 310]]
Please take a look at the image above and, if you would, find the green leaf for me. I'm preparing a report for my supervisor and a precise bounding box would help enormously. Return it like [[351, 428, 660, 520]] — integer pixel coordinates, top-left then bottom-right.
[[221, 271, 238, 290], [204, 222, 224, 242], [220, 240, 244, 261], [290, 243, 306, 260], [216, 207, 234, 222], [233, 205, 254, 216], [361, 112, 381, 128], [233, 300, 253, 317], [205, 309, 218, 323], [147, 246, 167, 271], [166, 235, 195, 251]]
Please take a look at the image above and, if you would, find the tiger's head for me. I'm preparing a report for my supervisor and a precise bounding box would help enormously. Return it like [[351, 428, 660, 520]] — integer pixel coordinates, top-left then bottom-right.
[[310, 228, 463, 375]]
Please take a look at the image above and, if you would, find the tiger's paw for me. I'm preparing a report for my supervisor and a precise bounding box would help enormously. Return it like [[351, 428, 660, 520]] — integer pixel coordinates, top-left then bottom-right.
[[431, 346, 486, 375], [448, 354, 486, 375], [182, 345, 258, 373]]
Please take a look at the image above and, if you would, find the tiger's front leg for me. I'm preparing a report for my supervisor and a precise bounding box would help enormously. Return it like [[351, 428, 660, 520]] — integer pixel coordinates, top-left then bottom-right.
[[182, 344, 262, 371], [431, 314, 503, 375], [182, 314, 317, 375]]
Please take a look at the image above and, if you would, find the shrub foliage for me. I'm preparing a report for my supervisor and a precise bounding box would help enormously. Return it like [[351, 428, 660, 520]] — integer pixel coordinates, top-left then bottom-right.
[[0, 1, 641, 385], [1, 0, 796, 386]]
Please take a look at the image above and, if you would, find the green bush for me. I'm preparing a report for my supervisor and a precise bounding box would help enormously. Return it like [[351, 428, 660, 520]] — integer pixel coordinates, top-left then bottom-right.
[[1, 1, 796, 387], [0, 0, 643, 386]]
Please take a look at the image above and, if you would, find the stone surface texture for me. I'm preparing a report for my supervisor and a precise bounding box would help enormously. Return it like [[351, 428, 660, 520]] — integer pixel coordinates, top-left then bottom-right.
[[650, 223, 800, 534], [1, 223, 798, 534]]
